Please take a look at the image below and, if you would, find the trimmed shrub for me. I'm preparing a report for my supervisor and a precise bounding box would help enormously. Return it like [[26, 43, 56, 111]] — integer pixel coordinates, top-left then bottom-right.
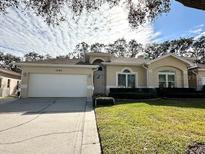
[[156, 88, 205, 98], [109, 88, 158, 99], [109, 88, 205, 99], [202, 85, 205, 92]]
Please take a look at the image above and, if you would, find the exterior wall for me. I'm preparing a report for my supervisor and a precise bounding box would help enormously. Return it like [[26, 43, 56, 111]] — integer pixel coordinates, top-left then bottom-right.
[[196, 70, 205, 90], [149, 66, 183, 88], [105, 65, 147, 94], [0, 75, 20, 97], [21, 66, 94, 99], [188, 70, 197, 89], [147, 56, 189, 88], [188, 69, 205, 90]]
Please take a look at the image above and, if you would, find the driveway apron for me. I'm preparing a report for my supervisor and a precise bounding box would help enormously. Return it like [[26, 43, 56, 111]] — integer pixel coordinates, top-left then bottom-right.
[[0, 98, 100, 154]]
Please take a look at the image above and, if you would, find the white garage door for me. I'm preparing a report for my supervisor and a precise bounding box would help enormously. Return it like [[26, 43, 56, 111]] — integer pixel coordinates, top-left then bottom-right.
[[28, 74, 88, 97]]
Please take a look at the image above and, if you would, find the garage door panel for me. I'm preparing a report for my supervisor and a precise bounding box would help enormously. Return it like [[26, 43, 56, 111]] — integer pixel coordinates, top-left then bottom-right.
[[28, 74, 87, 97]]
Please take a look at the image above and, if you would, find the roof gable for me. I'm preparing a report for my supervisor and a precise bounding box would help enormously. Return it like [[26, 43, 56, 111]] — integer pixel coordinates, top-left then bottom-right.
[[147, 54, 194, 66]]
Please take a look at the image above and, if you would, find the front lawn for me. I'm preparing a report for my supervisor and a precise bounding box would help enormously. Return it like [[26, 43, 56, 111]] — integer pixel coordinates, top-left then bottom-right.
[[96, 99, 205, 153]]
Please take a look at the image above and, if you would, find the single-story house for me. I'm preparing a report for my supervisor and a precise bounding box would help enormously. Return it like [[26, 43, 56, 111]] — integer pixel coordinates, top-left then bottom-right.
[[17, 52, 200, 100], [0, 68, 21, 97]]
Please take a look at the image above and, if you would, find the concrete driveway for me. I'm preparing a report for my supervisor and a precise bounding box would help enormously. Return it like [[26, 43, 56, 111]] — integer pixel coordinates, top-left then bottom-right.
[[0, 98, 100, 154]]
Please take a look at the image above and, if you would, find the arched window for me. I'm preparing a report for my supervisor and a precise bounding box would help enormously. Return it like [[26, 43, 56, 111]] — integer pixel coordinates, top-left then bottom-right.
[[123, 69, 131, 73], [92, 59, 104, 65], [92, 59, 104, 71], [117, 68, 136, 88]]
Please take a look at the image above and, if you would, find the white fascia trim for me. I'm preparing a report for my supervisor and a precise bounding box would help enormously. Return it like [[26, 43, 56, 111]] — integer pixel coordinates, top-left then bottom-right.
[[147, 54, 194, 66], [16, 63, 98, 69], [188, 65, 198, 69], [198, 68, 205, 71]]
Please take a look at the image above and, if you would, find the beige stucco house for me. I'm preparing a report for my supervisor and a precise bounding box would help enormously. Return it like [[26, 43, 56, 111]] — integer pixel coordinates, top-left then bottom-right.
[[17, 52, 197, 100], [0, 68, 21, 97]]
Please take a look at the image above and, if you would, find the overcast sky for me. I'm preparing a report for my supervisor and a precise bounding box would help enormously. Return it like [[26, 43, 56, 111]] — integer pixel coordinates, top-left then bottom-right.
[[0, 0, 205, 57]]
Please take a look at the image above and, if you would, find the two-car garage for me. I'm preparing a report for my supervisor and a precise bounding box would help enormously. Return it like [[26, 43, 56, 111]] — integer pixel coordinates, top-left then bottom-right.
[[28, 74, 88, 97], [18, 63, 97, 98]]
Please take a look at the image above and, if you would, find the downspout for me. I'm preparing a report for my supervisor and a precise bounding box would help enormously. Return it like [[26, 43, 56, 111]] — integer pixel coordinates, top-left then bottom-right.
[[191, 69, 199, 91]]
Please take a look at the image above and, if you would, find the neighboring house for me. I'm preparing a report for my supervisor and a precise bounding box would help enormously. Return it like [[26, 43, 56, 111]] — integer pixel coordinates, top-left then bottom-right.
[[17, 52, 196, 100], [0, 68, 21, 97], [189, 64, 205, 90]]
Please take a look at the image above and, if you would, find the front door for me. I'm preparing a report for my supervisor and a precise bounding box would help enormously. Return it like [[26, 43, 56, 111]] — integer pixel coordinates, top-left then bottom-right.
[[93, 67, 105, 94]]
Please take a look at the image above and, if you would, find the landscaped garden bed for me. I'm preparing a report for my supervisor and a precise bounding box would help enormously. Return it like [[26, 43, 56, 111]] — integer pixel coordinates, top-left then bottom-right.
[[96, 99, 205, 153]]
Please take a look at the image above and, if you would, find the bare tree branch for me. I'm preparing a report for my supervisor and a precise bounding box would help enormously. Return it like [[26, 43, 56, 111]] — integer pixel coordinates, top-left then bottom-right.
[[0, 0, 171, 27]]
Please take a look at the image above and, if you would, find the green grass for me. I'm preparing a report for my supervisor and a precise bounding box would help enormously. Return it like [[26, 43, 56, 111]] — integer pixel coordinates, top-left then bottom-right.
[[96, 99, 205, 154]]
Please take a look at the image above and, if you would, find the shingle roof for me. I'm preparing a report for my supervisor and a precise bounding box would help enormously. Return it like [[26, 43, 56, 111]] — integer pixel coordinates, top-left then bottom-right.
[[196, 63, 205, 68], [0, 68, 21, 76], [22, 58, 90, 65], [182, 57, 205, 69], [20, 53, 195, 67], [86, 52, 111, 57], [107, 57, 147, 65]]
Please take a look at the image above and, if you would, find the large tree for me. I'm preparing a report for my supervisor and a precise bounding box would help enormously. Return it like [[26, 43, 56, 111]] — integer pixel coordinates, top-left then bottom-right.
[[188, 36, 205, 63], [73, 42, 89, 58], [90, 43, 105, 53], [0, 52, 21, 72], [144, 38, 194, 60], [144, 43, 164, 59], [112, 38, 128, 57], [128, 40, 143, 58], [0, 0, 171, 27], [24, 52, 44, 61], [168, 38, 193, 56]]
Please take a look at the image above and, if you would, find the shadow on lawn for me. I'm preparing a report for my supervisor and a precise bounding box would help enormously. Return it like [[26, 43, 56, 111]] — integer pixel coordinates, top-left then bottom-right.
[[114, 98, 205, 109]]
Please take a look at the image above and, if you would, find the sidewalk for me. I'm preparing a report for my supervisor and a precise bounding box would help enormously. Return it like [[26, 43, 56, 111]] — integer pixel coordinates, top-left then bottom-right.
[[0, 97, 18, 104], [81, 101, 101, 154]]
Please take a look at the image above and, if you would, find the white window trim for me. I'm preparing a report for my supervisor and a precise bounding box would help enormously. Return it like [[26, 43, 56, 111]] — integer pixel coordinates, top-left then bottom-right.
[[116, 69, 138, 88], [91, 57, 105, 64], [121, 67, 134, 73], [158, 72, 176, 88]]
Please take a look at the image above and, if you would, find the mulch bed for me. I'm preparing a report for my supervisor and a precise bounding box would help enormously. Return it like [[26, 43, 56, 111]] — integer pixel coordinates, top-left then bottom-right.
[[186, 143, 205, 154]]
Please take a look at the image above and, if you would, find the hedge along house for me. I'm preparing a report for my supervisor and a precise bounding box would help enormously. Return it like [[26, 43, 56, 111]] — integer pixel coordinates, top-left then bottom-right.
[[0, 68, 21, 97], [17, 52, 196, 99]]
